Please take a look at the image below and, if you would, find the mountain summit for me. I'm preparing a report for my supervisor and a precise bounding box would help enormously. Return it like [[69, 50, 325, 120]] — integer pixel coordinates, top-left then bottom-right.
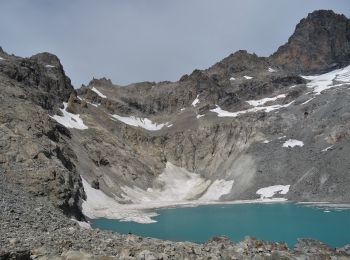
[[272, 10, 350, 73]]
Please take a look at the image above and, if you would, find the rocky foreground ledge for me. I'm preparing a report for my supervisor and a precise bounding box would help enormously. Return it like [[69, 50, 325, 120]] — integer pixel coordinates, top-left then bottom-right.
[[1, 179, 349, 260]]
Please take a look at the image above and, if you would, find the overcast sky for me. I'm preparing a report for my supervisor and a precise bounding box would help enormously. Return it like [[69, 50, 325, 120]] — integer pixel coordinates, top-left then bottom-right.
[[0, 1, 349, 87]]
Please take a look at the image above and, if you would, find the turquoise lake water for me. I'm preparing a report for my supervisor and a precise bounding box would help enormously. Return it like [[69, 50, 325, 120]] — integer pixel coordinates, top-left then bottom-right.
[[91, 203, 350, 247]]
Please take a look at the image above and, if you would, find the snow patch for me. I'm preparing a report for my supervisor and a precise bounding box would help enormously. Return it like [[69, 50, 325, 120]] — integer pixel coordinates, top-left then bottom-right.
[[210, 101, 294, 118], [256, 185, 290, 199], [50, 103, 88, 130], [282, 139, 304, 148], [246, 94, 286, 107], [86, 101, 100, 107], [262, 140, 270, 144], [229, 77, 236, 81], [301, 97, 315, 105], [244, 75, 253, 80], [0, 56, 6, 60], [192, 95, 200, 107], [91, 87, 107, 98], [71, 219, 91, 229], [268, 67, 276, 73], [45, 64, 55, 68], [322, 145, 334, 152], [302, 65, 350, 95], [111, 114, 167, 131], [196, 114, 204, 119]]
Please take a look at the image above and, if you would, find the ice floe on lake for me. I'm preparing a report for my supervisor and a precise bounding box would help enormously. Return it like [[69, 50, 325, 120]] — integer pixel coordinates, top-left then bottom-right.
[[111, 114, 168, 131], [50, 102, 88, 130], [256, 185, 290, 199]]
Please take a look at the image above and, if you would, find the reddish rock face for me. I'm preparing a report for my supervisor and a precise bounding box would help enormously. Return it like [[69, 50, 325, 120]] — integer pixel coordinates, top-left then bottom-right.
[[271, 10, 350, 73]]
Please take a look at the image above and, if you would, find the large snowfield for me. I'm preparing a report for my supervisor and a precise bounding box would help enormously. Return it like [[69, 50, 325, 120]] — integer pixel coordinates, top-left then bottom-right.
[[50, 103, 88, 130], [302, 65, 350, 95], [82, 163, 237, 223]]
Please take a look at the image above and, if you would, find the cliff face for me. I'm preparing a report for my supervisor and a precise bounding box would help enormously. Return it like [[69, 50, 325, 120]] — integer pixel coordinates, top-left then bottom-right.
[[0, 50, 85, 219], [271, 10, 350, 73]]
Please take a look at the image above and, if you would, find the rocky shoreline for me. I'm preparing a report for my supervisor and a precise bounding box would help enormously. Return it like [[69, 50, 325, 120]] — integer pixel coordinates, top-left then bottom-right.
[[1, 179, 349, 260]]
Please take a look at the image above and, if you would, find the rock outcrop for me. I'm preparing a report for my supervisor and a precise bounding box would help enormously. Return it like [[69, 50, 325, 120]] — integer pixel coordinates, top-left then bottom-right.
[[0, 49, 84, 220], [271, 10, 350, 73]]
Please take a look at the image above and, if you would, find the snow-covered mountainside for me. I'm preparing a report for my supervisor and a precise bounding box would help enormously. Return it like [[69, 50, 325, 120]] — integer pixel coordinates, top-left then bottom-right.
[[1, 10, 350, 226]]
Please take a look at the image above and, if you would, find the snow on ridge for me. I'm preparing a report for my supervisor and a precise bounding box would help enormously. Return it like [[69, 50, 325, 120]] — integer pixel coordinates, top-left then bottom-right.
[[246, 94, 286, 107], [210, 101, 294, 118], [302, 65, 350, 95], [268, 67, 276, 73], [282, 139, 304, 148], [244, 75, 253, 80], [256, 185, 290, 199], [50, 103, 88, 130], [91, 87, 107, 98], [192, 95, 200, 107], [111, 114, 168, 131]]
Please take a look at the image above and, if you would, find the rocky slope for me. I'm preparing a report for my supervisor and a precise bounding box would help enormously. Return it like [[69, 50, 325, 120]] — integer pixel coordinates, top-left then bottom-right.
[[1, 9, 350, 259], [72, 9, 350, 213]]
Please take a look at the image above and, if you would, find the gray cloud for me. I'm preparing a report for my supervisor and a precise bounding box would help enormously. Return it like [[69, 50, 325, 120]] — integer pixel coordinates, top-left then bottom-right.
[[0, 0, 349, 87]]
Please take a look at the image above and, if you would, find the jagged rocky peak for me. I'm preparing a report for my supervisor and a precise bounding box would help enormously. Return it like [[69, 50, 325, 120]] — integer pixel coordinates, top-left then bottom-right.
[[271, 10, 350, 73], [207, 50, 269, 76], [30, 52, 63, 68], [0, 48, 74, 113], [88, 77, 113, 87]]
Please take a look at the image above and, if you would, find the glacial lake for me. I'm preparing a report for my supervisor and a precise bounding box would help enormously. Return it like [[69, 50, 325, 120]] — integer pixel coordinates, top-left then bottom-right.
[[91, 203, 350, 247]]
